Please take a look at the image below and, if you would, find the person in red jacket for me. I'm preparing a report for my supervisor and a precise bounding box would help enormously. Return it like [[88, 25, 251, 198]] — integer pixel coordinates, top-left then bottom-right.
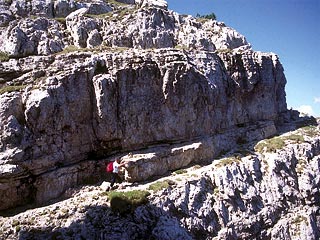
[[108, 158, 125, 190]]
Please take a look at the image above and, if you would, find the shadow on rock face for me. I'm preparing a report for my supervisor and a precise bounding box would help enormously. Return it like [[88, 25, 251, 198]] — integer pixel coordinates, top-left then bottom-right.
[[17, 202, 193, 240]]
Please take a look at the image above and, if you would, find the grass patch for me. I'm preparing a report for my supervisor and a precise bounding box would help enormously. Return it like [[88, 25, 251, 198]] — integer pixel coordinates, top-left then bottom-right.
[[107, 0, 131, 7], [254, 128, 316, 153], [195, 17, 210, 24], [216, 48, 233, 54], [284, 134, 304, 143], [0, 85, 26, 95], [254, 136, 285, 153], [54, 17, 66, 25], [300, 125, 318, 138], [30, 15, 38, 20], [174, 169, 188, 175], [86, 12, 113, 19], [148, 179, 174, 192], [0, 51, 10, 62], [175, 45, 189, 50], [215, 156, 241, 168], [57, 44, 130, 55], [60, 45, 79, 54], [87, 2, 136, 20], [118, 8, 136, 19], [108, 190, 150, 214], [291, 215, 308, 225]]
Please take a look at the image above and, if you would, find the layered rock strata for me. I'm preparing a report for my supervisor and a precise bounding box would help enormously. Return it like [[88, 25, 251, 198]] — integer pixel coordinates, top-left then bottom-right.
[[1, 0, 289, 211], [0, 47, 287, 210]]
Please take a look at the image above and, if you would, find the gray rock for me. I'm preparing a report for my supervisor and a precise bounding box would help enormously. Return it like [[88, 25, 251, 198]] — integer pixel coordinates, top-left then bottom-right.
[[87, 29, 102, 48], [66, 8, 99, 48], [0, 48, 287, 210], [8, 0, 54, 18], [0, 5, 318, 240], [53, 0, 77, 18], [116, 0, 135, 4], [0, 10, 14, 27], [87, 1, 112, 15], [136, 0, 168, 10], [0, 18, 65, 57]]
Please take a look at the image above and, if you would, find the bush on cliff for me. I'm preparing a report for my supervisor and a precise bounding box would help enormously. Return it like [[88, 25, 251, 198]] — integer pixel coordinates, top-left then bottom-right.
[[196, 12, 217, 20], [0, 51, 10, 62], [108, 190, 150, 214]]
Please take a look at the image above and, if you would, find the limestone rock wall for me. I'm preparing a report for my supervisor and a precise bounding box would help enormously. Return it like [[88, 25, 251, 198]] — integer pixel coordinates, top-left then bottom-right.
[[0, 0, 289, 210], [0, 48, 286, 210]]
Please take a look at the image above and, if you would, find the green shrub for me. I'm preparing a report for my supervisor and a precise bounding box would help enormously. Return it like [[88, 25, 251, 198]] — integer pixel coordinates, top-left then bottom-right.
[[0, 51, 10, 62], [195, 12, 216, 23], [86, 12, 113, 19], [196, 12, 216, 20], [0, 85, 26, 95], [108, 190, 150, 214]]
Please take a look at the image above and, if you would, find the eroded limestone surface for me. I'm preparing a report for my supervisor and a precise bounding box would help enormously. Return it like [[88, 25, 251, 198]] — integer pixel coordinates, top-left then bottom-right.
[[1, 4, 318, 239]]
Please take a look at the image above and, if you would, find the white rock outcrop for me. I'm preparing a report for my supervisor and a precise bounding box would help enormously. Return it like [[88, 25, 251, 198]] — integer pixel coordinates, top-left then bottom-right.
[[0, 47, 287, 210]]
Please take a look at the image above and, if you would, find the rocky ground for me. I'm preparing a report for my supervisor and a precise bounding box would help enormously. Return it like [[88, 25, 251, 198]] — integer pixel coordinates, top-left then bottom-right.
[[0, 121, 319, 239]]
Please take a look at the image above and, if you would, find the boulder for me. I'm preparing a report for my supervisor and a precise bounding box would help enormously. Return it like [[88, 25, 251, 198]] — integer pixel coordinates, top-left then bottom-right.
[[136, 0, 168, 10], [66, 8, 100, 48], [0, 18, 64, 57]]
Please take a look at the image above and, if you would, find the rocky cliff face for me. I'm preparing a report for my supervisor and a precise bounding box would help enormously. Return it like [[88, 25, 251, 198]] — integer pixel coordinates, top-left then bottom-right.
[[0, 1, 318, 238]]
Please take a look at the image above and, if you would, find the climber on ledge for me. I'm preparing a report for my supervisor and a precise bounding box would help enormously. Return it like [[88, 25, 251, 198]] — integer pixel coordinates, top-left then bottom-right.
[[106, 158, 126, 191]]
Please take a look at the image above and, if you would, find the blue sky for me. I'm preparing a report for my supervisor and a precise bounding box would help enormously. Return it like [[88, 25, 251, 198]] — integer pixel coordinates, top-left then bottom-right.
[[167, 0, 320, 117]]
